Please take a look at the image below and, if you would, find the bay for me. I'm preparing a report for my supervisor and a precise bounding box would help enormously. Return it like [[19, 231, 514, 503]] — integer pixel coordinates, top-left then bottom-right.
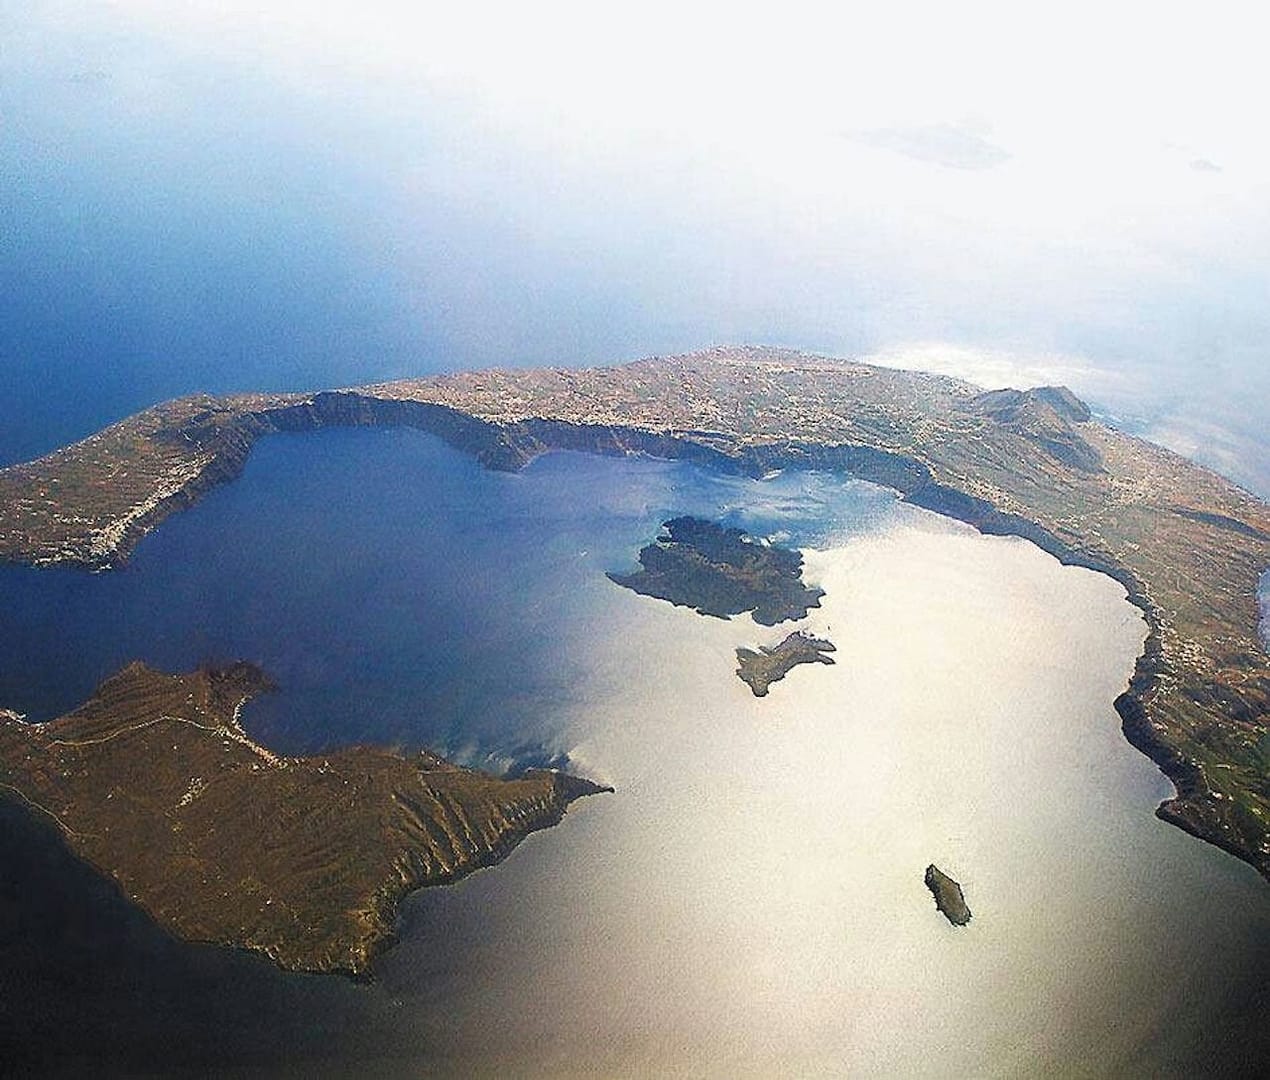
[[1, 428, 1266, 1076]]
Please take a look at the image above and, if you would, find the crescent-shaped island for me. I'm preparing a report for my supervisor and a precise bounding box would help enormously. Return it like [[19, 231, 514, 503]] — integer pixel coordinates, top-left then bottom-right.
[[2, 346, 1268, 976]]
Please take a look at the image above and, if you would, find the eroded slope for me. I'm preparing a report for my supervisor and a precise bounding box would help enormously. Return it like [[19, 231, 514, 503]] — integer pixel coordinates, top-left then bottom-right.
[[0, 663, 608, 975]]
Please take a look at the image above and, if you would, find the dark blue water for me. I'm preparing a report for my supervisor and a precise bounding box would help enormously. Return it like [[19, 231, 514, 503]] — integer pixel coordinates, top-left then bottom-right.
[[0, 426, 896, 1075], [0, 21, 714, 468], [0, 796, 408, 1079], [0, 428, 893, 763]]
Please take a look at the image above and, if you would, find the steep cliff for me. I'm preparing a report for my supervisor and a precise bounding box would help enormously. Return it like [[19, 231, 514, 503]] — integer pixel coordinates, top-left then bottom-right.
[[0, 346, 1267, 884]]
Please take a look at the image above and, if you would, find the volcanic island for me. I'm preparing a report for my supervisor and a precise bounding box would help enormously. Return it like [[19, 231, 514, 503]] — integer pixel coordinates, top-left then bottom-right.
[[2, 346, 1268, 974], [606, 515, 837, 696]]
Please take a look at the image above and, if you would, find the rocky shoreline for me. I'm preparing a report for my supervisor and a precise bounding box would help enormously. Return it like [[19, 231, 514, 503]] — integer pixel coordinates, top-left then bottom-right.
[[608, 516, 824, 625], [736, 632, 837, 696], [1, 346, 1267, 884]]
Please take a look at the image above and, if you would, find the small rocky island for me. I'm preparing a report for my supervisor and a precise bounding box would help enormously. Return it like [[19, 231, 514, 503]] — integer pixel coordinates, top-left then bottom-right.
[[608, 516, 823, 625], [736, 632, 836, 696], [925, 864, 972, 926], [0, 662, 609, 975]]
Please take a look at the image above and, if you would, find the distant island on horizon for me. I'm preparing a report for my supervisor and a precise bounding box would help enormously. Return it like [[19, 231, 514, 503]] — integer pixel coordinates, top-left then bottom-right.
[[1, 345, 1267, 974]]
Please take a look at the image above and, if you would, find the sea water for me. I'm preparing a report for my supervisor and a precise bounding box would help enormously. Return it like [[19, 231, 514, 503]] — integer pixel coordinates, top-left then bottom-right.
[[0, 429, 1266, 1076]]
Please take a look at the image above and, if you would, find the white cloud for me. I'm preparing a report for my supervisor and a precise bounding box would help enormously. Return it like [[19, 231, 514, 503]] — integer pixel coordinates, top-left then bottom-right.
[[861, 343, 1126, 396], [93, 2, 1266, 142], [849, 124, 1011, 171], [88, 1, 1269, 252], [15, 1, 1270, 484]]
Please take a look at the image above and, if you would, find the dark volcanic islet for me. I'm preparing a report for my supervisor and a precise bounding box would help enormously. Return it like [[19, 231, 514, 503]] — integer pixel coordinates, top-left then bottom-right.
[[607, 516, 824, 625], [925, 864, 972, 926], [735, 632, 837, 696]]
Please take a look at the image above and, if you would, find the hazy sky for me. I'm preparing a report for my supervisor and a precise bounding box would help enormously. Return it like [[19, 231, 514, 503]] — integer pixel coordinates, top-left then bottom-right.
[[3, 1, 1268, 488]]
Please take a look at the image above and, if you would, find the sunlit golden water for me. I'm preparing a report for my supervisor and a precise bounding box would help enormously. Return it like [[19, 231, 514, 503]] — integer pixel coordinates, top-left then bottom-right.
[[380, 515, 1270, 1077]]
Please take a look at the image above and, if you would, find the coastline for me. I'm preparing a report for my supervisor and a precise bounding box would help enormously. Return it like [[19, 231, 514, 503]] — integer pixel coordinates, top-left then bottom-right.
[[2, 436, 1267, 1073], [0, 347, 1266, 884]]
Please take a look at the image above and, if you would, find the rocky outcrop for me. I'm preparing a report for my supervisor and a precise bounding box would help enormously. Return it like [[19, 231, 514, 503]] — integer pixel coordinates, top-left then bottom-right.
[[962, 385, 1102, 472], [925, 864, 972, 926], [608, 516, 824, 625], [736, 632, 836, 696]]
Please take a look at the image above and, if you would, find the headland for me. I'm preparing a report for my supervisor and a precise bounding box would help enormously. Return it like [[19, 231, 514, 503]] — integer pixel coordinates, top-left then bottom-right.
[[0, 662, 608, 975]]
